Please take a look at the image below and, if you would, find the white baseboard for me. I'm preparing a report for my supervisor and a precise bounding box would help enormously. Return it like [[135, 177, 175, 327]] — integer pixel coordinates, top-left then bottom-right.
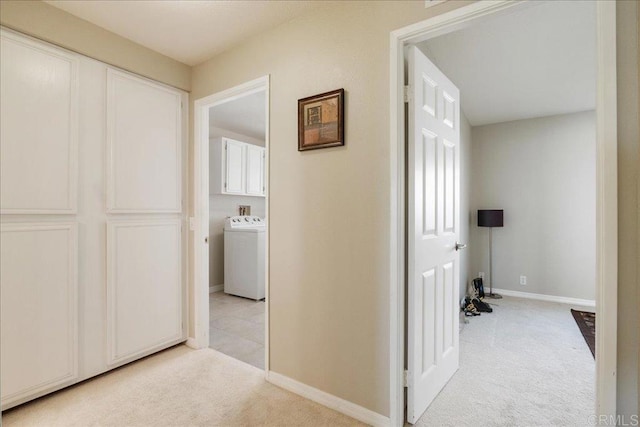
[[492, 288, 595, 307], [209, 284, 223, 293], [266, 371, 390, 427], [185, 338, 199, 349]]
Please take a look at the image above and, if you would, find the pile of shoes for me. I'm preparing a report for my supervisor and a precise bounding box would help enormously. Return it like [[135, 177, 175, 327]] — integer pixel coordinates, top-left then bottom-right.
[[461, 277, 493, 316], [462, 296, 480, 316]]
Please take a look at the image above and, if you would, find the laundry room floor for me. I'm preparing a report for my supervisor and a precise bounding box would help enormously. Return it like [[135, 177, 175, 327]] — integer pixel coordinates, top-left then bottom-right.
[[209, 290, 265, 369]]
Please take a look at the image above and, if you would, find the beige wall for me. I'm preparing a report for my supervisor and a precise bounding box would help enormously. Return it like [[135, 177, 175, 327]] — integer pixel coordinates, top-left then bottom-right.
[[191, 0, 639, 416], [616, 0, 639, 418], [0, 1, 190, 91], [190, 0, 472, 415], [470, 111, 596, 301]]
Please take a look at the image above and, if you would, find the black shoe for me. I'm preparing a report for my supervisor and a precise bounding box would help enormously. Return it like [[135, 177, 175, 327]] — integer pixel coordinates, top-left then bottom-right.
[[464, 302, 481, 316], [472, 298, 493, 313], [473, 277, 485, 299]]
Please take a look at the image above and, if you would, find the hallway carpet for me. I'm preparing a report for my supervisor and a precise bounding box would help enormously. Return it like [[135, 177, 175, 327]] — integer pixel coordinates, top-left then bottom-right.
[[2, 346, 363, 427], [416, 296, 595, 427]]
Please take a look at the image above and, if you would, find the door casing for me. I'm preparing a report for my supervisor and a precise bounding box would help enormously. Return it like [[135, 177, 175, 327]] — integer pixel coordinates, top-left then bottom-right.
[[389, 2, 618, 426], [190, 76, 270, 375]]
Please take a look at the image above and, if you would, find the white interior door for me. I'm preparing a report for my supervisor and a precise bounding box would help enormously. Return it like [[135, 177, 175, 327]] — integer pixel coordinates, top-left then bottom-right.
[[105, 68, 186, 366], [407, 45, 461, 424]]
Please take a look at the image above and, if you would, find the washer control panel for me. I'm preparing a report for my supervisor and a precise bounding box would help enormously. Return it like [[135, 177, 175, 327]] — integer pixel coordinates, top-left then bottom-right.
[[225, 215, 265, 228]]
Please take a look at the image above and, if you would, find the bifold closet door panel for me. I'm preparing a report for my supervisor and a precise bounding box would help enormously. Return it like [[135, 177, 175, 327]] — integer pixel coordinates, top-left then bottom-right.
[[0, 223, 78, 407], [0, 30, 78, 214], [106, 220, 183, 365], [106, 69, 182, 213]]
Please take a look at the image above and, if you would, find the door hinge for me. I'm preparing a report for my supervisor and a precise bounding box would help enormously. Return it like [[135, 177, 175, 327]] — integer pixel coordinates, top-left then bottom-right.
[[189, 217, 196, 231], [403, 85, 411, 103], [403, 370, 410, 387]]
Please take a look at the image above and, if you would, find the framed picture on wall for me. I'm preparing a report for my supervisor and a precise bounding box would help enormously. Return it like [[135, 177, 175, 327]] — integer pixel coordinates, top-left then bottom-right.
[[298, 88, 344, 151]]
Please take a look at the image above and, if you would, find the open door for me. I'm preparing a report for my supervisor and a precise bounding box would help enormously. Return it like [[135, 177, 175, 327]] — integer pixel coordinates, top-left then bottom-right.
[[406, 45, 462, 423]]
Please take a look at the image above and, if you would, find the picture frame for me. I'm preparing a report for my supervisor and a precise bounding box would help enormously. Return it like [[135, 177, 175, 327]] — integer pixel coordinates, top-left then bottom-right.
[[298, 88, 344, 151]]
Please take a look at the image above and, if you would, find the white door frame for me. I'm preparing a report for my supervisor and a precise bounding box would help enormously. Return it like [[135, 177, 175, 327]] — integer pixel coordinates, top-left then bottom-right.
[[389, 2, 618, 425], [190, 76, 270, 374]]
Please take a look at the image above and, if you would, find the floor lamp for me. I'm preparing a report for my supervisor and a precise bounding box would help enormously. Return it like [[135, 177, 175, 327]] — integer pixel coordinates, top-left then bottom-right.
[[478, 209, 504, 299]]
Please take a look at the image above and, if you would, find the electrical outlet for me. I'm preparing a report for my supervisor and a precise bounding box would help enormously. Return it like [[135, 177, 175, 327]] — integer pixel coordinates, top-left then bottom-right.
[[479, 272, 485, 279], [520, 275, 527, 286]]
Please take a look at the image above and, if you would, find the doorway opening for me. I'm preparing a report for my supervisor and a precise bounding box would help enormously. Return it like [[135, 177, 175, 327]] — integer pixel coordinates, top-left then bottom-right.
[[390, 2, 617, 426], [192, 76, 270, 373]]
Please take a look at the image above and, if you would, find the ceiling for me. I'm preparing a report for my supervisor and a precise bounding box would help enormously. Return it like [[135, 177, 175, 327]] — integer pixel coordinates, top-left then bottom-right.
[[210, 91, 266, 141], [418, 1, 596, 126], [45, 1, 326, 66]]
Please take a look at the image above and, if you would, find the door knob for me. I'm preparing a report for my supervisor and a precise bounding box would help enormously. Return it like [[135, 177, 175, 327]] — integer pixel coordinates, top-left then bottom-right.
[[455, 242, 467, 251], [205, 237, 208, 244]]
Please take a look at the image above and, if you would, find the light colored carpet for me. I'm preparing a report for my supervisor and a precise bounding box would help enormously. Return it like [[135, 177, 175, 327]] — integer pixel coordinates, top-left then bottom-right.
[[2, 297, 595, 427], [2, 346, 363, 427], [415, 296, 595, 427]]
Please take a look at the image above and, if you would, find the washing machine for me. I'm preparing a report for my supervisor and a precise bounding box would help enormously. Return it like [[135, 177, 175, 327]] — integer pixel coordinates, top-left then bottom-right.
[[224, 216, 265, 300]]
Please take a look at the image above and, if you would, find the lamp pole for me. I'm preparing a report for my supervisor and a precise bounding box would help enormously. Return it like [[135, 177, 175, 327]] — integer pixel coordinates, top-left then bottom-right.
[[487, 227, 502, 299]]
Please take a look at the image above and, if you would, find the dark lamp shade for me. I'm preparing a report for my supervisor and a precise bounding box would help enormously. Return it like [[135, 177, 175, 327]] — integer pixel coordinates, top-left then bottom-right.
[[478, 210, 504, 227]]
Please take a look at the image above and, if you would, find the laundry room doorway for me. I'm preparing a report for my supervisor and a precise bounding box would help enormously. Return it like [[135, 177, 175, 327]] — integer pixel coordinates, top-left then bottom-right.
[[192, 76, 270, 372]]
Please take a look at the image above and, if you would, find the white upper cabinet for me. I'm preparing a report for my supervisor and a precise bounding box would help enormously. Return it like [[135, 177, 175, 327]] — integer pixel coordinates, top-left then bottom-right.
[[0, 30, 78, 214], [211, 137, 265, 197], [245, 144, 265, 196], [224, 139, 245, 194], [106, 69, 182, 213]]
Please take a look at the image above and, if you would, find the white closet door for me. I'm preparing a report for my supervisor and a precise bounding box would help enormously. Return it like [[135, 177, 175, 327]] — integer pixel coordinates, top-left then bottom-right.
[[225, 139, 245, 194], [106, 69, 182, 213], [0, 223, 78, 406], [107, 220, 182, 365], [0, 30, 78, 214], [245, 145, 264, 196]]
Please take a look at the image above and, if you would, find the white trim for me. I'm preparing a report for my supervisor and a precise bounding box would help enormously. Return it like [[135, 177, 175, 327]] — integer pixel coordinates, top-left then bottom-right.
[[266, 371, 390, 427], [209, 284, 224, 293], [389, 1, 618, 424], [491, 289, 596, 308], [594, 1, 618, 415], [191, 76, 270, 377]]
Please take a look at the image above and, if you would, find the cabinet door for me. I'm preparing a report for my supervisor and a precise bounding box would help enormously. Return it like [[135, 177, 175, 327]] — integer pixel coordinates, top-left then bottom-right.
[[224, 139, 245, 194], [245, 145, 264, 196]]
